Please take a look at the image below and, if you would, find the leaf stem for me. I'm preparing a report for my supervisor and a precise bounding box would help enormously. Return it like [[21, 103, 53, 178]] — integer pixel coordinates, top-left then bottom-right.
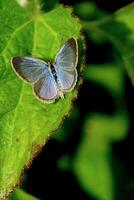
[[17, 0, 41, 16]]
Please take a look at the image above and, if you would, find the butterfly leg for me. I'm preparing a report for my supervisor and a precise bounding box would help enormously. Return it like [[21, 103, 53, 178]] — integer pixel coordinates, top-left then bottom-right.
[[58, 89, 64, 99]]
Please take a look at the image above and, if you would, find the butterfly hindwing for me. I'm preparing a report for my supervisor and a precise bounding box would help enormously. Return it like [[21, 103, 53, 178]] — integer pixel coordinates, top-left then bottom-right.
[[54, 38, 78, 92], [34, 73, 57, 102]]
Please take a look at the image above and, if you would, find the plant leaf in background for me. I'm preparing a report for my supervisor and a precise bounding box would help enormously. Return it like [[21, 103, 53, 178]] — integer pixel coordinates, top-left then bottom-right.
[[74, 1, 107, 21], [8, 189, 39, 200], [83, 3, 134, 84], [72, 5, 131, 196], [73, 63, 129, 200], [0, 0, 82, 198]]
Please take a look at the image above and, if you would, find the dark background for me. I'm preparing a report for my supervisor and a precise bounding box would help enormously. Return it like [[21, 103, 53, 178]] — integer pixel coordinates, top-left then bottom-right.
[[24, 0, 134, 200]]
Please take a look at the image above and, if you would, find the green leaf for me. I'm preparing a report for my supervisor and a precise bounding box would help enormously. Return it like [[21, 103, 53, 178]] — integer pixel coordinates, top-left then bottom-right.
[[73, 60, 129, 199], [83, 3, 134, 84], [84, 63, 125, 97], [74, 1, 107, 21], [0, 0, 82, 198], [73, 112, 129, 200], [8, 189, 39, 200]]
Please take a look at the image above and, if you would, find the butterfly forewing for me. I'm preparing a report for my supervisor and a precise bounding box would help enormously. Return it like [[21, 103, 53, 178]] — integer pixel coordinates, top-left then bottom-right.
[[12, 57, 48, 83], [54, 38, 78, 92]]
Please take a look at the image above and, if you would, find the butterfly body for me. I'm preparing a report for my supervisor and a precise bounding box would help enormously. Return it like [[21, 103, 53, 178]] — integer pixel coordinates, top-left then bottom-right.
[[48, 62, 64, 99], [11, 38, 78, 103]]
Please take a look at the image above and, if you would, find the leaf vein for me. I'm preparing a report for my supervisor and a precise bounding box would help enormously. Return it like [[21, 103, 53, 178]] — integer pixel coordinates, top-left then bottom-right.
[[0, 20, 32, 55]]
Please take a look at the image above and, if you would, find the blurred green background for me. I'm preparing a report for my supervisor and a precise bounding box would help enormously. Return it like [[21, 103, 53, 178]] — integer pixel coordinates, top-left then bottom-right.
[[9, 0, 134, 199]]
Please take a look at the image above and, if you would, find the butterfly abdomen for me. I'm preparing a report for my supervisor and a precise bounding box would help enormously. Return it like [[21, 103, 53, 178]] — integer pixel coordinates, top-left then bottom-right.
[[50, 63, 64, 99], [50, 63, 57, 81]]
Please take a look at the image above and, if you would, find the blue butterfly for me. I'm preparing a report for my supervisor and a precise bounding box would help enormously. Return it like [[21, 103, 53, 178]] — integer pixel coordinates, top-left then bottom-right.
[[11, 38, 78, 103]]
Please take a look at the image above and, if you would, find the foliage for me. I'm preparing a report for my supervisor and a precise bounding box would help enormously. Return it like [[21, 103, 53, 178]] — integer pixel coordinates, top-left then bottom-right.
[[83, 3, 134, 84], [0, 0, 134, 200], [55, 2, 134, 200], [0, 0, 82, 198], [8, 189, 39, 200]]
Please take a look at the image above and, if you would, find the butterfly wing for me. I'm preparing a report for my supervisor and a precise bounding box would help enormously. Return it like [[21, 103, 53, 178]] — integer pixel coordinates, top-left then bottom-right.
[[34, 72, 58, 102], [12, 56, 58, 102], [54, 38, 78, 92], [11, 56, 48, 83]]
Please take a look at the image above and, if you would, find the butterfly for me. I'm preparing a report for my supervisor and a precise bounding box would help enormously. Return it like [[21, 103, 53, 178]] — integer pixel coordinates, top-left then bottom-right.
[[11, 38, 78, 103]]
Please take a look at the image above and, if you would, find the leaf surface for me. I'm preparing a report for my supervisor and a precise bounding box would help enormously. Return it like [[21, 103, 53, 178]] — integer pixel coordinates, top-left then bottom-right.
[[0, 0, 82, 198]]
